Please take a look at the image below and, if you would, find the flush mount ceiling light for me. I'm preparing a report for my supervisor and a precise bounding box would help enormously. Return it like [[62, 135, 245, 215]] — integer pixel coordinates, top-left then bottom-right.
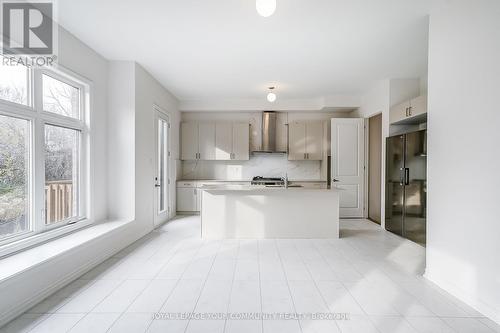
[[256, 0, 276, 17], [267, 87, 277, 103]]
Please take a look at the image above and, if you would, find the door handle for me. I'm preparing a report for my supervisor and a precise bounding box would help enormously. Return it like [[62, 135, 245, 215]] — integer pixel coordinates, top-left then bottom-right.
[[332, 179, 340, 182], [405, 168, 410, 185], [408, 106, 412, 116], [400, 168, 405, 186], [155, 184, 161, 188]]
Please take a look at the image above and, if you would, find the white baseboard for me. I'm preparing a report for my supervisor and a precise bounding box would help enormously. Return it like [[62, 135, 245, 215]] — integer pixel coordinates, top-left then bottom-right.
[[424, 270, 500, 325]]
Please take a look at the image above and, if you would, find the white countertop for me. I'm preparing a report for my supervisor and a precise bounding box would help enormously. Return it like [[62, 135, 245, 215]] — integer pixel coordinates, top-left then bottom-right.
[[178, 179, 327, 183], [199, 184, 332, 192]]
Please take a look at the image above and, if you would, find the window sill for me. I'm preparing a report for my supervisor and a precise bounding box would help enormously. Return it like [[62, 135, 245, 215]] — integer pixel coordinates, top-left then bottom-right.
[[0, 219, 131, 283], [0, 219, 93, 258]]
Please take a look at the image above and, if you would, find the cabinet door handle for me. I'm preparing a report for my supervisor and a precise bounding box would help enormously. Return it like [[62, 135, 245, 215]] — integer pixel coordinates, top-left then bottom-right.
[[405, 107, 408, 117], [304, 153, 306, 160], [408, 106, 412, 116]]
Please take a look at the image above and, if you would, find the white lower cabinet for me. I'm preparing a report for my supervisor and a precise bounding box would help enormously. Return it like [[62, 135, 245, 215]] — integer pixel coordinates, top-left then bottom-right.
[[176, 185, 198, 212], [177, 181, 251, 213]]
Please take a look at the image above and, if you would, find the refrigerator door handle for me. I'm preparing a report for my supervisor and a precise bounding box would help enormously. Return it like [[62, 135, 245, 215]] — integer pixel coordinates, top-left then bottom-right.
[[400, 168, 405, 186], [405, 168, 410, 185]]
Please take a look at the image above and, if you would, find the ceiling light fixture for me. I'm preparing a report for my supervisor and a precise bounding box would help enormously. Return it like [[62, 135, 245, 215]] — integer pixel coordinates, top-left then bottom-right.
[[267, 87, 277, 103], [256, 0, 276, 17]]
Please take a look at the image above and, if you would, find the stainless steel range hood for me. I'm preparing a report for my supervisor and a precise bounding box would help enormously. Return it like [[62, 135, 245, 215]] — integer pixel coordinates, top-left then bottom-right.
[[253, 111, 286, 154]]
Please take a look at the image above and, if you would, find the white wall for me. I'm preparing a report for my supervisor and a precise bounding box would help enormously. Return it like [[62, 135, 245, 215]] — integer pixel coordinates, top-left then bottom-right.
[[389, 78, 420, 107], [57, 27, 109, 223], [107, 62, 135, 221], [134, 63, 180, 231], [425, 0, 500, 324]]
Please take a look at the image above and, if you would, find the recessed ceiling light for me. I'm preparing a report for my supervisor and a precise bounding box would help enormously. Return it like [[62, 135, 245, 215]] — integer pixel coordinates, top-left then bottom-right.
[[256, 0, 276, 17], [267, 87, 277, 103]]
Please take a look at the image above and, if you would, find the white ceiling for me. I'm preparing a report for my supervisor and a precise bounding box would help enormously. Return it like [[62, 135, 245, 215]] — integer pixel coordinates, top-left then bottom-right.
[[58, 0, 431, 109]]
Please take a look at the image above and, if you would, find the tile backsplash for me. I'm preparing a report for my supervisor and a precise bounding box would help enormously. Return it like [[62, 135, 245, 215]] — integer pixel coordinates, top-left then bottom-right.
[[181, 154, 321, 181]]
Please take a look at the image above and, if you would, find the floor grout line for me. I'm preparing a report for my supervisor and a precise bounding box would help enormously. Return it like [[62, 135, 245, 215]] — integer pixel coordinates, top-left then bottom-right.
[[183, 240, 221, 333], [221, 240, 240, 333], [274, 239, 304, 333], [143, 239, 206, 333]]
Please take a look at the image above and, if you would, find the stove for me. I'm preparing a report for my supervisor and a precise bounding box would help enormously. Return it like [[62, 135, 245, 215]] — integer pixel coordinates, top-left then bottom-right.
[[251, 176, 285, 186]]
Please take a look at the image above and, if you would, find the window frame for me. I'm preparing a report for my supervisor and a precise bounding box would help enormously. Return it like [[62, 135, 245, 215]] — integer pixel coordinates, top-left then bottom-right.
[[0, 63, 93, 256]]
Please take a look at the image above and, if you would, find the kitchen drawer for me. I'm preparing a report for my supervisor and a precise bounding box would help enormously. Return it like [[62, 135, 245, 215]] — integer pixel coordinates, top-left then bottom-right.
[[177, 181, 197, 188]]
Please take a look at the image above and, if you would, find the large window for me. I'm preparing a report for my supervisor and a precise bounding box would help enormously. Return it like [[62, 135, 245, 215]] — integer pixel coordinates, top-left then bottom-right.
[[44, 125, 80, 225], [0, 63, 29, 105], [0, 115, 31, 238], [0, 60, 89, 250]]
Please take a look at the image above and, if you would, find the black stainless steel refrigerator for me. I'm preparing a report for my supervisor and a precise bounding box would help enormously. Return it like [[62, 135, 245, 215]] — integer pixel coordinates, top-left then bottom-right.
[[385, 130, 427, 246]]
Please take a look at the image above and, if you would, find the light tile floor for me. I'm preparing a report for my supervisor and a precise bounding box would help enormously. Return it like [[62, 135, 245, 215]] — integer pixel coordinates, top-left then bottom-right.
[[2, 216, 499, 333]]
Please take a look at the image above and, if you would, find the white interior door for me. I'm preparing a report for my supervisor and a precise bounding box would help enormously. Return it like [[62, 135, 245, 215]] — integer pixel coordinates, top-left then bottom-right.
[[154, 110, 170, 226], [331, 118, 365, 218]]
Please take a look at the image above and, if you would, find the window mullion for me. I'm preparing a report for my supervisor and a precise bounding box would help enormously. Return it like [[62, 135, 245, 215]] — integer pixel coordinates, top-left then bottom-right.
[[32, 69, 46, 233], [33, 117, 46, 233]]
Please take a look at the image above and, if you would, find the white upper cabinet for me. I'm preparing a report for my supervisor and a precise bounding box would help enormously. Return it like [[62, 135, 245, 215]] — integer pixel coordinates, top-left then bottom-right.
[[288, 121, 323, 160], [390, 94, 427, 124], [305, 121, 323, 160], [198, 123, 216, 160], [215, 122, 232, 160], [288, 121, 307, 160], [182, 122, 249, 161], [181, 122, 199, 160], [181, 122, 215, 160], [409, 95, 427, 118], [232, 123, 250, 160]]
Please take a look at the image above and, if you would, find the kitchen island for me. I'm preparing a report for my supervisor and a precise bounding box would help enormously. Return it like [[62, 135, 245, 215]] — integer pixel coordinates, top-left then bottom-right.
[[200, 185, 339, 239]]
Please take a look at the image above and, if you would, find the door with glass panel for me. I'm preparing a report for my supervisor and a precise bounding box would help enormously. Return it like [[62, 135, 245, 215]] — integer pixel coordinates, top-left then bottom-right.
[[154, 109, 170, 226]]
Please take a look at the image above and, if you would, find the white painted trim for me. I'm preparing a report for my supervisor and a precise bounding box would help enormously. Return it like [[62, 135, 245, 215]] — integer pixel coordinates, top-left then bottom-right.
[[153, 105, 172, 225], [363, 118, 369, 219], [0, 219, 93, 258], [424, 270, 500, 325]]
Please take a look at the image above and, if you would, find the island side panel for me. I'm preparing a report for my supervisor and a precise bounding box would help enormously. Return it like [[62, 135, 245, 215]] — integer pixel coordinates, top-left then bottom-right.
[[201, 189, 339, 239]]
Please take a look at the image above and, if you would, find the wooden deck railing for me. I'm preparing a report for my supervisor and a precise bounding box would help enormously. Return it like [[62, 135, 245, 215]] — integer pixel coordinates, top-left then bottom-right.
[[45, 180, 73, 224]]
